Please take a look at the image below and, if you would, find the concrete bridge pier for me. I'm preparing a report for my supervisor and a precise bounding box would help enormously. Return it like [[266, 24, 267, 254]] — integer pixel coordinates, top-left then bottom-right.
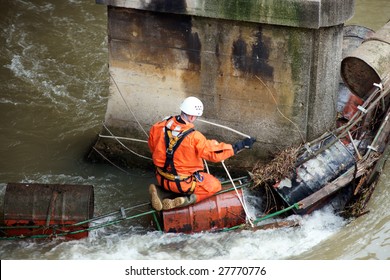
[[90, 0, 355, 171]]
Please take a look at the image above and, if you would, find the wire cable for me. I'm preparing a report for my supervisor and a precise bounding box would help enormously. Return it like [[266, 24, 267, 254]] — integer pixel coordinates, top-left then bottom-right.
[[221, 160, 255, 227]]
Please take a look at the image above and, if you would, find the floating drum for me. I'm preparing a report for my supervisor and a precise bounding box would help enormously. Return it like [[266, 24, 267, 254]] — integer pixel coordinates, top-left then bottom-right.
[[341, 21, 390, 99], [275, 135, 356, 214], [162, 188, 246, 233], [2, 183, 94, 239]]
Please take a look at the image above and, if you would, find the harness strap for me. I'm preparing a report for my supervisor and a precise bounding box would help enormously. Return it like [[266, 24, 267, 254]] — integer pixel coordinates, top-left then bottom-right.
[[188, 179, 196, 194], [156, 168, 197, 194], [160, 125, 196, 194], [157, 167, 189, 181], [162, 127, 194, 174]]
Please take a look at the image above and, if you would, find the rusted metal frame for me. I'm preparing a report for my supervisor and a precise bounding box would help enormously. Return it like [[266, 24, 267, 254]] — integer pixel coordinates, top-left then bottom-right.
[[367, 108, 390, 154], [152, 212, 162, 231], [298, 105, 390, 212], [217, 182, 251, 194], [221, 176, 249, 185], [302, 87, 380, 150], [296, 85, 390, 167], [328, 87, 386, 141], [221, 203, 300, 232]]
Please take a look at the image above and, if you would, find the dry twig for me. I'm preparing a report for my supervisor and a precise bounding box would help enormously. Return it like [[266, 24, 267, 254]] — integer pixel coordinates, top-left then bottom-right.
[[251, 145, 301, 188]]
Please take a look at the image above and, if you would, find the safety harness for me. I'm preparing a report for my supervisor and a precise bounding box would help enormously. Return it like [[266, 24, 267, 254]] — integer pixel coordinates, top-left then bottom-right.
[[157, 121, 197, 194]]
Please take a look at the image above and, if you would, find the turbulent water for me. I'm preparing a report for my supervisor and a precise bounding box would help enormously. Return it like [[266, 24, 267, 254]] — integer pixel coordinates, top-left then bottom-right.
[[0, 0, 389, 260]]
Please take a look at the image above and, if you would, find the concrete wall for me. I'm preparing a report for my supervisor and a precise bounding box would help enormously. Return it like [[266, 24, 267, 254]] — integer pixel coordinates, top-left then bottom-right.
[[92, 0, 354, 170]]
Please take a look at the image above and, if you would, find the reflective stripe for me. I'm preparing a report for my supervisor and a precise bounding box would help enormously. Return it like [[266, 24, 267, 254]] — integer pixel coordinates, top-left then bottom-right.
[[166, 119, 173, 129]]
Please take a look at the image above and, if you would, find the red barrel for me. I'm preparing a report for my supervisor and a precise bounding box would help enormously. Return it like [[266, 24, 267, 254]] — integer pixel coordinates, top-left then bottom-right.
[[162, 188, 246, 233], [2, 183, 94, 239], [337, 25, 372, 119]]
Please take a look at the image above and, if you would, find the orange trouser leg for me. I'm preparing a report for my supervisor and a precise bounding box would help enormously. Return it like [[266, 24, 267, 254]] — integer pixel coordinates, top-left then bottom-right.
[[192, 173, 222, 203]]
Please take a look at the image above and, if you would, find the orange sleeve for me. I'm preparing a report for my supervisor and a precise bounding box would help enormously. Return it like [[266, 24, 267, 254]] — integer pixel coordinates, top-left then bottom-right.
[[148, 125, 156, 153], [193, 131, 235, 163]]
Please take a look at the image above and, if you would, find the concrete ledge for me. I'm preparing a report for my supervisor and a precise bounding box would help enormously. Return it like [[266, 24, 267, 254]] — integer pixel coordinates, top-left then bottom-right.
[[97, 0, 355, 29]]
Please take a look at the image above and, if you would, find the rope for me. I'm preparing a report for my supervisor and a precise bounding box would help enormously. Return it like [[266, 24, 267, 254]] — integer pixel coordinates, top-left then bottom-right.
[[197, 118, 251, 138], [221, 160, 255, 227], [255, 75, 305, 143], [203, 159, 210, 174], [102, 122, 152, 161], [198, 118, 256, 225], [98, 134, 148, 143], [92, 146, 130, 174], [109, 72, 149, 138]]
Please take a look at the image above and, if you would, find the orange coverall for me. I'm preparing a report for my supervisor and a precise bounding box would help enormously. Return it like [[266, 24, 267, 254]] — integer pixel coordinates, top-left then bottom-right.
[[148, 116, 235, 202]]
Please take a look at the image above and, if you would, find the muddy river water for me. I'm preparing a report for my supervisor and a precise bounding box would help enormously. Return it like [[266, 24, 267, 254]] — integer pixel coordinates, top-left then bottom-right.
[[0, 0, 389, 262]]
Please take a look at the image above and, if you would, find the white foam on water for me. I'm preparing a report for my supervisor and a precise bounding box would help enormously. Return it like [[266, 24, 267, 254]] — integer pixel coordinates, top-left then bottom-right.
[[40, 205, 344, 260], [1, 207, 345, 260]]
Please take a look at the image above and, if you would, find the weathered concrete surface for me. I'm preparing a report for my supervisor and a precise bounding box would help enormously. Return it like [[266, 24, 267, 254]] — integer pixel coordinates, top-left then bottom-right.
[[96, 0, 354, 28], [92, 0, 355, 170]]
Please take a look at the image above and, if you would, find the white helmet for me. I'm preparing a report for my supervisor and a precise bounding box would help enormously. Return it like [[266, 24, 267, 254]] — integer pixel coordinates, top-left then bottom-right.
[[180, 96, 204, 116]]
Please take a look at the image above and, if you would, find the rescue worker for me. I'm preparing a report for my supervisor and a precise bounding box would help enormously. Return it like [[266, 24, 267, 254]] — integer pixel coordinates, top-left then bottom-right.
[[148, 96, 256, 211]]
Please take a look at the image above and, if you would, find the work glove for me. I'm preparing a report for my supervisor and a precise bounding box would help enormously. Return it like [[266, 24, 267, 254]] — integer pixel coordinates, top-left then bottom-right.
[[233, 137, 256, 154]]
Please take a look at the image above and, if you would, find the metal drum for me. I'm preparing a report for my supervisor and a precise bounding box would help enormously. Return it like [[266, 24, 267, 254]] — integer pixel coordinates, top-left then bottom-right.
[[341, 22, 390, 99], [341, 25, 374, 60], [275, 135, 356, 213], [162, 188, 246, 233], [337, 25, 372, 117], [2, 183, 94, 239]]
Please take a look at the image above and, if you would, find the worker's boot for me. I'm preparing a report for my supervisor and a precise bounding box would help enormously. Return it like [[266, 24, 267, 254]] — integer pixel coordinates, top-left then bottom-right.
[[149, 184, 169, 211], [162, 194, 197, 210]]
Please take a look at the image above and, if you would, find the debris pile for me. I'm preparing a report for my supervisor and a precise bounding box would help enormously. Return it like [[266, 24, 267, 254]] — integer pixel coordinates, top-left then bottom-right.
[[251, 146, 300, 188]]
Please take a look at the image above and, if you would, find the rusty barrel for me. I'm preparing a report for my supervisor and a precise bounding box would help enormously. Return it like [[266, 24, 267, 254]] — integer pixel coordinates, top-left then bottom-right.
[[162, 188, 246, 233], [341, 21, 390, 99], [2, 183, 94, 239], [337, 25, 372, 117], [275, 135, 356, 214]]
